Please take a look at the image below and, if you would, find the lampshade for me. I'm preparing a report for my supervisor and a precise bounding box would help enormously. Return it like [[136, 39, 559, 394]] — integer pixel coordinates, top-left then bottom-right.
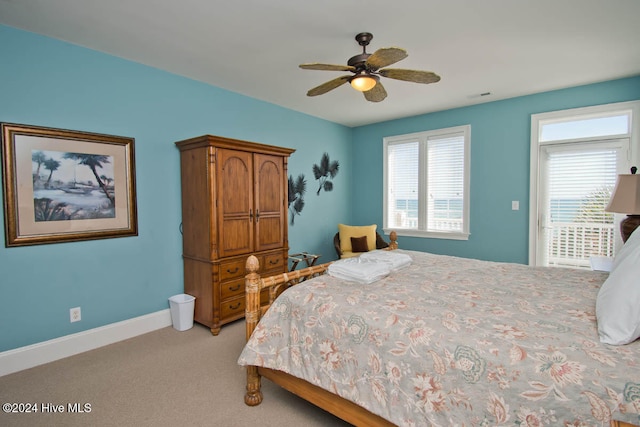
[[605, 173, 640, 214], [606, 167, 640, 242], [350, 74, 378, 92]]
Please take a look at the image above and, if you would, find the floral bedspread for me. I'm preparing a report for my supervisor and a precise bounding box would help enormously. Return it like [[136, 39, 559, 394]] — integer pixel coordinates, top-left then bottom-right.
[[238, 250, 640, 426]]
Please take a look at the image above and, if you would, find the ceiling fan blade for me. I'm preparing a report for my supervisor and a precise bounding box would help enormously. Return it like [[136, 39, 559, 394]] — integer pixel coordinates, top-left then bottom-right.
[[306, 75, 351, 96], [363, 81, 387, 102], [378, 68, 441, 84], [365, 47, 408, 70], [300, 63, 356, 72]]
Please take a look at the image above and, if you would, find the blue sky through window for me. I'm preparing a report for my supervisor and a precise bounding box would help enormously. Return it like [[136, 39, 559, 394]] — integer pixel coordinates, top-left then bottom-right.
[[541, 115, 629, 142]]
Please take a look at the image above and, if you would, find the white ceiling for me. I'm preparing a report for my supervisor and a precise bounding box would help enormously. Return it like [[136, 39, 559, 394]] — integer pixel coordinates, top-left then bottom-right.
[[1, 0, 639, 127]]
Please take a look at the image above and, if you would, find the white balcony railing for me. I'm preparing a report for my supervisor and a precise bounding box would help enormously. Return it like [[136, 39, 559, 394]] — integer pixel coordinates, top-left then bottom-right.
[[546, 221, 615, 269], [393, 213, 615, 270]]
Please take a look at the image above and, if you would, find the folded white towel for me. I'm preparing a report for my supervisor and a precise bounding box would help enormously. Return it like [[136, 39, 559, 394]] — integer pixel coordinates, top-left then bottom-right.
[[328, 257, 391, 284], [360, 250, 412, 271]]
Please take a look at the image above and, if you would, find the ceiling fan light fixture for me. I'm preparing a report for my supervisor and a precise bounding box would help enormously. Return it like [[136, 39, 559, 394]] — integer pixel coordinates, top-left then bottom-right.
[[350, 74, 378, 92], [300, 32, 439, 102]]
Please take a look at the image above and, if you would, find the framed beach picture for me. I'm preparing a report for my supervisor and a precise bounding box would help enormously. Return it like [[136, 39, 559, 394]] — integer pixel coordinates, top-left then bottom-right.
[[1, 123, 138, 247]]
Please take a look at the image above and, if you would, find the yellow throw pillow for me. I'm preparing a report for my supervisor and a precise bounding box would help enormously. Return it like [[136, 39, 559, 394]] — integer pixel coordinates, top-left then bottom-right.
[[338, 224, 377, 254]]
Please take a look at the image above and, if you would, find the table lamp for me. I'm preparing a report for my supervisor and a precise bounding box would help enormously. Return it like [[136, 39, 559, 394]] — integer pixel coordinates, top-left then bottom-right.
[[605, 166, 640, 242]]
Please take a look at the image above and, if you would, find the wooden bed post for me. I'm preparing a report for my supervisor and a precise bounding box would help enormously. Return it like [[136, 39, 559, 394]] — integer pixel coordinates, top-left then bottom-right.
[[244, 255, 263, 406]]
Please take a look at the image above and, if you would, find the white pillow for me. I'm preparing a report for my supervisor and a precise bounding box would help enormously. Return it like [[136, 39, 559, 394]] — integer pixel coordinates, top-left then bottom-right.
[[596, 227, 640, 345], [612, 225, 640, 270]]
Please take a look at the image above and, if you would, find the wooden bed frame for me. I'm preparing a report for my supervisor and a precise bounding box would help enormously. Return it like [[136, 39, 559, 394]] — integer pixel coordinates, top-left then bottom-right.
[[242, 232, 634, 427]]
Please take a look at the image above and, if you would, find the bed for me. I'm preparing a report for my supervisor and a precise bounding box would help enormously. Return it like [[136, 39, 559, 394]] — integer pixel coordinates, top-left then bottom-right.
[[238, 234, 640, 426]]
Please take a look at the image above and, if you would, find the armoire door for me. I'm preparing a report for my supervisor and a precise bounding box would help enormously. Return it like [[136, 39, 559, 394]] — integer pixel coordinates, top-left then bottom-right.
[[217, 148, 254, 258], [254, 153, 285, 252]]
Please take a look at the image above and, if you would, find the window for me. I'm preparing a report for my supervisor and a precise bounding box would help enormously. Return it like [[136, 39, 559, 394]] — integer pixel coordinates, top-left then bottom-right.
[[383, 125, 470, 240], [530, 101, 640, 268]]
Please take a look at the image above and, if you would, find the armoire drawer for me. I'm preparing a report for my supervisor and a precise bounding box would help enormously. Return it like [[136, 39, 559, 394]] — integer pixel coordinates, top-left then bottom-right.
[[219, 259, 245, 280], [219, 253, 283, 279], [220, 296, 244, 319], [220, 278, 244, 300], [263, 253, 284, 270], [221, 290, 271, 319]]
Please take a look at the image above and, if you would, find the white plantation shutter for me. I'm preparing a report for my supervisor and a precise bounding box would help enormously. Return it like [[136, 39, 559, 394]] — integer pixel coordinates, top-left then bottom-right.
[[384, 126, 470, 239]]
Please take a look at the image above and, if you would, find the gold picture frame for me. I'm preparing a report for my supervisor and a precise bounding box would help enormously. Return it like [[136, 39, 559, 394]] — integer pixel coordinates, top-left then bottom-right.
[[1, 123, 138, 247]]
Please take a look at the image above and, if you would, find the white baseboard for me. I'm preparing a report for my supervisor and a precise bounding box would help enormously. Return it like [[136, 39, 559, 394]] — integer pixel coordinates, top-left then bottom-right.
[[0, 309, 172, 377]]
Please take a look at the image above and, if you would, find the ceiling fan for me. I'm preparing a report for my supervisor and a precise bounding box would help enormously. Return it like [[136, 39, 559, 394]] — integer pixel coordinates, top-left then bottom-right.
[[299, 32, 440, 102]]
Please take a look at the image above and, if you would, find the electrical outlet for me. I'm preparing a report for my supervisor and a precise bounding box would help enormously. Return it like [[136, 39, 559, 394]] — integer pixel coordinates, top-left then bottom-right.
[[70, 307, 81, 323], [512, 200, 520, 211]]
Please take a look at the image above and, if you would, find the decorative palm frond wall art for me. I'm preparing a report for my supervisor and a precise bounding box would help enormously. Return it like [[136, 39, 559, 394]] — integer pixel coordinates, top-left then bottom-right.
[[288, 174, 307, 225], [313, 152, 339, 195], [288, 153, 340, 226]]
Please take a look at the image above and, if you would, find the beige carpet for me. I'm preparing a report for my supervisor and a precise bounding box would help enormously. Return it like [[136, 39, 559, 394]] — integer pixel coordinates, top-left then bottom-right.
[[0, 320, 351, 427]]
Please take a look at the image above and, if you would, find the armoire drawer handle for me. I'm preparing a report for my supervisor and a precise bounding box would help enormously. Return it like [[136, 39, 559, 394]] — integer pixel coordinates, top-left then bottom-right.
[[228, 284, 241, 292], [229, 302, 241, 310], [269, 259, 279, 265], [226, 267, 239, 274]]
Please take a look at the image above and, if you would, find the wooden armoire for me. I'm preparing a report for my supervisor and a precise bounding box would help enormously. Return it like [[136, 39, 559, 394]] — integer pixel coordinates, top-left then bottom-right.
[[175, 135, 295, 335]]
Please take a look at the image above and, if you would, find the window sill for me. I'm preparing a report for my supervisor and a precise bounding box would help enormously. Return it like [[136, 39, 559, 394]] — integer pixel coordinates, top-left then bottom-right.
[[384, 228, 470, 241]]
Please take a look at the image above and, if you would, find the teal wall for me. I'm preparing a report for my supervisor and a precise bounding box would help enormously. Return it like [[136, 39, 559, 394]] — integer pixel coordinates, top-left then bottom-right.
[[1, 24, 638, 354], [0, 26, 352, 352], [352, 76, 640, 263]]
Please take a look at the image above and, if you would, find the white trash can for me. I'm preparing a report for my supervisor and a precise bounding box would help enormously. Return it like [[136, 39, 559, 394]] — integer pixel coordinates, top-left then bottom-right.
[[168, 294, 196, 331]]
